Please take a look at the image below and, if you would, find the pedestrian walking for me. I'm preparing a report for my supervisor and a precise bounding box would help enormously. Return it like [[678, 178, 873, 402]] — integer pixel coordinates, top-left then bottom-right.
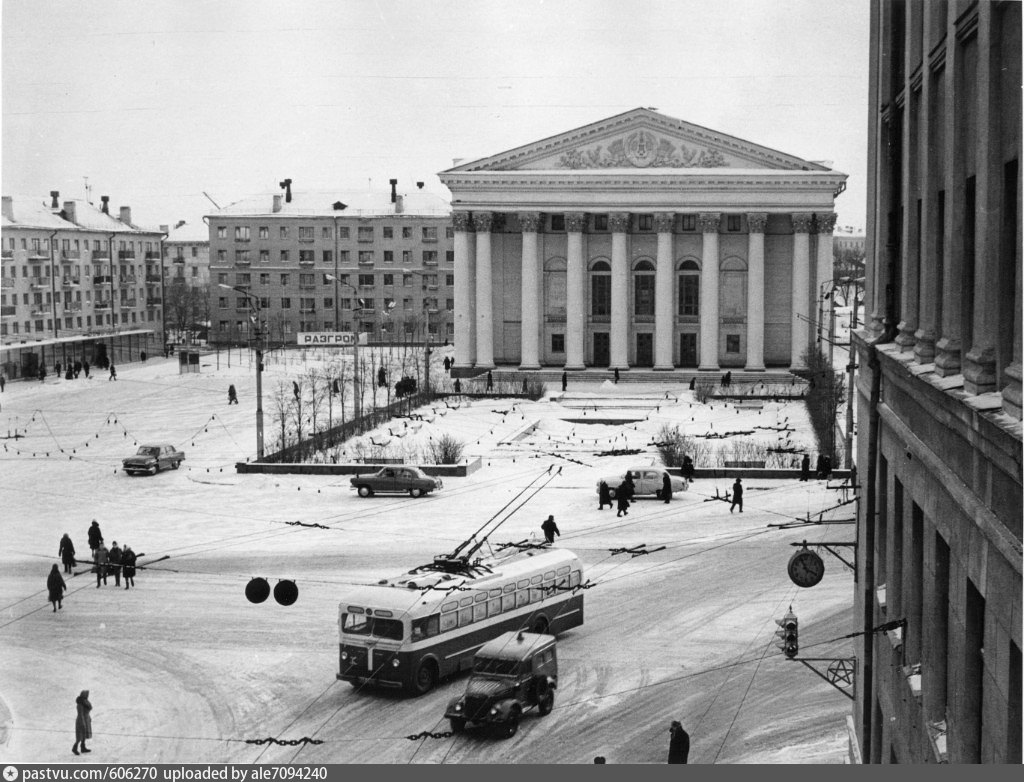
[[0, 374, 5, 392], [87, 520, 103, 555], [815, 454, 826, 479], [55, 362, 62, 377], [454, 377, 461, 393], [615, 483, 630, 517], [730, 478, 744, 513], [82, 359, 90, 378], [486, 370, 494, 391], [541, 515, 560, 544], [681, 455, 695, 482], [59, 533, 76, 574], [39, 365, 47, 382], [821, 454, 833, 479], [107, 541, 122, 587], [47, 564, 66, 612], [622, 472, 636, 502], [228, 384, 238, 405], [93, 542, 109, 588], [561, 371, 567, 392], [73, 360, 81, 378], [598, 480, 612, 510], [800, 454, 810, 482], [122, 545, 137, 590], [668, 721, 690, 764], [292, 381, 300, 400], [65, 365, 74, 380], [109, 364, 117, 381], [661, 472, 673, 504], [724, 370, 732, 387], [613, 368, 620, 384], [72, 691, 92, 755], [688, 376, 695, 391]]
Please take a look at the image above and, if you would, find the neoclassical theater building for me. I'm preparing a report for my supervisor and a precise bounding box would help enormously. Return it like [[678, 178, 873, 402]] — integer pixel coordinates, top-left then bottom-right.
[[438, 108, 848, 372]]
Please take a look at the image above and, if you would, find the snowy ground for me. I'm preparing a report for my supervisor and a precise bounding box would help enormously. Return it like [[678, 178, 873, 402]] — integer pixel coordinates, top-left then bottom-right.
[[0, 349, 856, 764]]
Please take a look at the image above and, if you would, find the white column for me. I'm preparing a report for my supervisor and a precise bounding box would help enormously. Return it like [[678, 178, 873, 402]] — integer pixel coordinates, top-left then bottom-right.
[[473, 212, 494, 369], [698, 213, 720, 370], [816, 212, 837, 353], [452, 211, 475, 368], [519, 212, 541, 370], [565, 212, 586, 370], [790, 213, 814, 369], [609, 213, 630, 369], [745, 213, 768, 371], [654, 212, 675, 370]]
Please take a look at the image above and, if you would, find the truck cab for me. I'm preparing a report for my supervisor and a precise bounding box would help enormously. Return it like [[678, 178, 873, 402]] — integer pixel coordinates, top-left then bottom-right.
[[444, 631, 557, 738]]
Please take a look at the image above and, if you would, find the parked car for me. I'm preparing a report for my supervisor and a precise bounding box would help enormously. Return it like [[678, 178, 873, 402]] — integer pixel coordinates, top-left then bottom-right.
[[122, 444, 185, 476], [350, 466, 443, 498], [596, 467, 688, 499], [444, 631, 557, 738]]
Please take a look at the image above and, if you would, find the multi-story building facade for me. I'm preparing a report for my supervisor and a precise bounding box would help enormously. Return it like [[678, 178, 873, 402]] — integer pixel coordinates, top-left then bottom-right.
[[1, 193, 165, 377], [207, 183, 453, 346], [163, 220, 210, 287], [851, 0, 1021, 764]]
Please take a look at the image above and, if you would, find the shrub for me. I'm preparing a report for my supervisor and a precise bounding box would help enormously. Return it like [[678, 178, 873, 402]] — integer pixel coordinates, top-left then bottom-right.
[[426, 433, 465, 464], [694, 377, 716, 404]]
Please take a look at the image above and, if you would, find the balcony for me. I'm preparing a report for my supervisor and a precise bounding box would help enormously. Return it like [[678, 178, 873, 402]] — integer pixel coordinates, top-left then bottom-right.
[[172, 256, 186, 265], [63, 302, 82, 313], [358, 258, 374, 267], [118, 250, 136, 260], [145, 251, 161, 260], [30, 277, 50, 289], [94, 301, 112, 310], [93, 275, 112, 285], [31, 306, 49, 317], [1, 305, 17, 317], [235, 258, 252, 267], [92, 251, 110, 260], [62, 250, 81, 261], [299, 306, 317, 314], [122, 299, 138, 308], [145, 274, 162, 284], [422, 257, 438, 266], [62, 277, 80, 288], [118, 275, 138, 286], [146, 297, 162, 307], [1, 249, 13, 259], [29, 249, 49, 260]]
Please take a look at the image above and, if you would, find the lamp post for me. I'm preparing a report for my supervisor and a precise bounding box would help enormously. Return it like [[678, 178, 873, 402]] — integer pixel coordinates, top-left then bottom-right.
[[219, 284, 264, 459], [326, 275, 364, 421], [402, 268, 434, 397]]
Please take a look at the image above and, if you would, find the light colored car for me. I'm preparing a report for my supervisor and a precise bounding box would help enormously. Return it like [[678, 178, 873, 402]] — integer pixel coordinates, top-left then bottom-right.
[[122, 444, 185, 476], [350, 466, 443, 498], [596, 467, 688, 499]]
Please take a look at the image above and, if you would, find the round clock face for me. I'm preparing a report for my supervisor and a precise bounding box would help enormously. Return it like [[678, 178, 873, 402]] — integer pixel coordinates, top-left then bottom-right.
[[788, 549, 825, 588]]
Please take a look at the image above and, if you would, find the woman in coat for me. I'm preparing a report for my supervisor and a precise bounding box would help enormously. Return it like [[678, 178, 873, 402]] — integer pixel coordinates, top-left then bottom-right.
[[87, 520, 103, 555], [73, 690, 92, 755], [598, 481, 612, 510], [59, 533, 76, 574], [122, 545, 137, 590], [615, 482, 630, 517], [47, 564, 66, 612], [662, 473, 673, 504]]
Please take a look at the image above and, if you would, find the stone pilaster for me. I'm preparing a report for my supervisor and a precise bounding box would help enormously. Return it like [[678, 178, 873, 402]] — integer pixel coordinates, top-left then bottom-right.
[[896, 87, 920, 353], [791, 213, 814, 369], [473, 212, 494, 369], [609, 212, 630, 370], [654, 212, 675, 370], [745, 213, 768, 371], [697, 212, 721, 370], [452, 211, 475, 368], [565, 212, 587, 370], [816, 212, 838, 352], [519, 212, 541, 370]]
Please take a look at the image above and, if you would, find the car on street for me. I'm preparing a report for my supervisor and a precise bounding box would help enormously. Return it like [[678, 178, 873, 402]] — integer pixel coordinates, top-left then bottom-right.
[[122, 444, 185, 476], [596, 466, 688, 499], [444, 631, 558, 738], [350, 466, 443, 498]]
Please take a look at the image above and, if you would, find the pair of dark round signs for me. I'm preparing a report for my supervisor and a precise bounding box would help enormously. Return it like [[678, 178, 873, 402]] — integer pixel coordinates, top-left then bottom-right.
[[246, 577, 298, 605]]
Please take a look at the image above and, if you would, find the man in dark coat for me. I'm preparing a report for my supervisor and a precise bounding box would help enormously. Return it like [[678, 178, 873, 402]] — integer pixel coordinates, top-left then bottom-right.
[[228, 384, 238, 404], [486, 370, 494, 391], [47, 564, 66, 612], [598, 481, 612, 510], [681, 456, 695, 482], [730, 478, 744, 513], [613, 368, 620, 384], [73, 360, 82, 378], [82, 359, 90, 378], [561, 371, 567, 392], [800, 454, 810, 481], [109, 364, 117, 381], [541, 515, 560, 544], [87, 520, 103, 556], [815, 454, 826, 479], [107, 541, 123, 587], [668, 721, 690, 763], [122, 545, 137, 590], [93, 543, 109, 587], [662, 473, 673, 504], [622, 472, 636, 502], [454, 378, 461, 393], [73, 690, 92, 755], [616, 483, 630, 517], [59, 533, 76, 574]]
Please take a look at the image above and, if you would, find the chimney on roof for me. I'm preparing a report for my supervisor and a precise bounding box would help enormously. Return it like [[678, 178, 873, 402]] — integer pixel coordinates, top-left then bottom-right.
[[119, 206, 132, 225], [50, 191, 60, 208], [100, 196, 110, 214], [273, 194, 283, 213], [395, 194, 404, 214], [159, 224, 169, 234], [389, 179, 398, 204], [416, 181, 424, 189], [63, 201, 77, 225], [2, 196, 13, 221], [279, 178, 292, 203]]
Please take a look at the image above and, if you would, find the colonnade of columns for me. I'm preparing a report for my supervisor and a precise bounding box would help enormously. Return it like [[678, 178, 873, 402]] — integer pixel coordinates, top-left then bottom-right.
[[453, 209, 834, 372]]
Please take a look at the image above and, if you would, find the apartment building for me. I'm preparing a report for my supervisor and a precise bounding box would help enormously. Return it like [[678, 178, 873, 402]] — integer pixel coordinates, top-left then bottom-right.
[[164, 220, 210, 287], [207, 181, 453, 346]]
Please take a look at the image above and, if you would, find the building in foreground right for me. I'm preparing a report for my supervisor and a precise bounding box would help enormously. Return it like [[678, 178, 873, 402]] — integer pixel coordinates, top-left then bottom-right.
[[851, 0, 1021, 763]]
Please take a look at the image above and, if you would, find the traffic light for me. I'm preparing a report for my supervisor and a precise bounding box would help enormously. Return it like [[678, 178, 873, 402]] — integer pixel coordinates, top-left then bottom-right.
[[776, 606, 799, 659]]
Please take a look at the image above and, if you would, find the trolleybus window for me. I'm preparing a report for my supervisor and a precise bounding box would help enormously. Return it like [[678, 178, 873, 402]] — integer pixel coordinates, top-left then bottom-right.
[[342, 612, 404, 640], [411, 614, 440, 640]]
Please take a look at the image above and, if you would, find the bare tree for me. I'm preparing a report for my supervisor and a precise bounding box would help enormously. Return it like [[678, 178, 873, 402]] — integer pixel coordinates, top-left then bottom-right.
[[304, 367, 325, 434], [270, 380, 293, 452]]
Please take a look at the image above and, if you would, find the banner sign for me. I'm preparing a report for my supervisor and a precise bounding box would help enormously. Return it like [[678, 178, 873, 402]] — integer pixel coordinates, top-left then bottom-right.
[[297, 332, 356, 347]]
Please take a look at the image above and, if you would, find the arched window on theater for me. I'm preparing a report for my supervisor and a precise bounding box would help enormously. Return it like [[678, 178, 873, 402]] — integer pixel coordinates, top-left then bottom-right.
[[589, 259, 611, 321], [633, 259, 655, 321], [677, 259, 700, 319]]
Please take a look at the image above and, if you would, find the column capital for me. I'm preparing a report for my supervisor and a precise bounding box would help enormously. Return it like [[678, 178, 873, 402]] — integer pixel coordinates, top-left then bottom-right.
[[791, 213, 815, 233], [746, 212, 769, 233], [519, 212, 543, 233], [472, 212, 493, 233], [815, 212, 837, 234], [565, 212, 587, 233], [608, 212, 631, 233], [452, 211, 473, 232], [653, 212, 676, 233], [697, 213, 721, 233]]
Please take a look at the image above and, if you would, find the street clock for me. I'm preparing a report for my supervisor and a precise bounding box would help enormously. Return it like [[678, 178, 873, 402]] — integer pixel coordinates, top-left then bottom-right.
[[788, 547, 825, 588]]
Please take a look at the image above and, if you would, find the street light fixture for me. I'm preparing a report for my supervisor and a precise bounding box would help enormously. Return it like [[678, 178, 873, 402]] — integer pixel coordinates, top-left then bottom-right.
[[325, 274, 366, 420], [218, 284, 264, 460]]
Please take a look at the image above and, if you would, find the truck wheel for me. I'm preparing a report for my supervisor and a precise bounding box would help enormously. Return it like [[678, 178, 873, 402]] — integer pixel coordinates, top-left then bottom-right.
[[449, 717, 466, 734], [149, 465, 158, 475], [538, 691, 554, 716], [358, 485, 373, 498], [500, 710, 520, 739], [409, 488, 423, 498], [412, 660, 437, 695], [172, 460, 180, 470]]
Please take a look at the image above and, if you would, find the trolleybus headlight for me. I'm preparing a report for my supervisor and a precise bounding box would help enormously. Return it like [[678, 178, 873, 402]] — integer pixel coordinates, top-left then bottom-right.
[[341, 652, 349, 661], [454, 703, 462, 712], [391, 658, 400, 668]]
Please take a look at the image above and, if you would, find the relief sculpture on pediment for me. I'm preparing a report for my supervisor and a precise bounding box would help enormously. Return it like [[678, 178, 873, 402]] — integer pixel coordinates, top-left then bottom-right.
[[557, 132, 728, 169]]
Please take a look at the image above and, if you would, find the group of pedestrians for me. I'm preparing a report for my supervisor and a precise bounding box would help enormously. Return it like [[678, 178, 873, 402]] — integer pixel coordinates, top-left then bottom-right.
[[799, 453, 833, 481], [50, 521, 139, 612]]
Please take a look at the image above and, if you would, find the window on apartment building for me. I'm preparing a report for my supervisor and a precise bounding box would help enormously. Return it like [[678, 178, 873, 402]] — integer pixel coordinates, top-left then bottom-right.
[[550, 215, 565, 232], [358, 226, 374, 242], [422, 226, 438, 242], [340, 298, 352, 310], [218, 297, 228, 308], [423, 250, 437, 264], [299, 227, 314, 241], [259, 296, 269, 308], [446, 298, 454, 311], [280, 250, 289, 262], [258, 226, 269, 239], [300, 273, 315, 286], [338, 226, 350, 239], [593, 214, 609, 231], [445, 226, 454, 239], [338, 274, 349, 286], [403, 298, 412, 310], [383, 250, 394, 263], [299, 250, 315, 264], [383, 273, 394, 286], [359, 251, 373, 264], [235, 250, 250, 264], [403, 274, 413, 287], [281, 297, 291, 309], [322, 227, 332, 239], [383, 226, 393, 239], [323, 297, 333, 309], [402, 226, 412, 239], [217, 250, 226, 262], [217, 226, 227, 239], [402, 250, 412, 264], [236, 273, 251, 285], [259, 250, 269, 263], [235, 226, 250, 241], [446, 274, 454, 286], [446, 250, 454, 264], [191, 267, 198, 278], [358, 274, 374, 287], [280, 274, 290, 285], [260, 273, 270, 285], [300, 297, 315, 310], [338, 250, 349, 263], [322, 250, 332, 264], [218, 273, 228, 284]]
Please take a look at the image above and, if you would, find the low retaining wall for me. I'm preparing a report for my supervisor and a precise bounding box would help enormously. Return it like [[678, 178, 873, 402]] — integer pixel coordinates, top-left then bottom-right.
[[687, 467, 852, 480], [235, 457, 483, 477]]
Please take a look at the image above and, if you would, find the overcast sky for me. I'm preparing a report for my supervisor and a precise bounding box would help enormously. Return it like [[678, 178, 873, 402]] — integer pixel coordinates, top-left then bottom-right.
[[2, 0, 869, 232]]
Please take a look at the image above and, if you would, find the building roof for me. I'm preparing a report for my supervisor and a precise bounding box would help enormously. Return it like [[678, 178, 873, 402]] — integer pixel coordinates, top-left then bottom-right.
[[165, 221, 210, 243], [2, 195, 161, 234], [1, 196, 74, 230], [209, 188, 451, 219]]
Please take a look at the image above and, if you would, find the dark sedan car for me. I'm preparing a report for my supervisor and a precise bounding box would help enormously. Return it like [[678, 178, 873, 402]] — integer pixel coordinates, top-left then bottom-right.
[[122, 444, 185, 476], [350, 466, 442, 498]]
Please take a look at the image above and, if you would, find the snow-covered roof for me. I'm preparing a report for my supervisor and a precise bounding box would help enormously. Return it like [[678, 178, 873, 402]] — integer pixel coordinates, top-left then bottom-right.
[[1, 195, 160, 234], [209, 189, 451, 219], [1, 196, 73, 230], [165, 221, 210, 243]]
